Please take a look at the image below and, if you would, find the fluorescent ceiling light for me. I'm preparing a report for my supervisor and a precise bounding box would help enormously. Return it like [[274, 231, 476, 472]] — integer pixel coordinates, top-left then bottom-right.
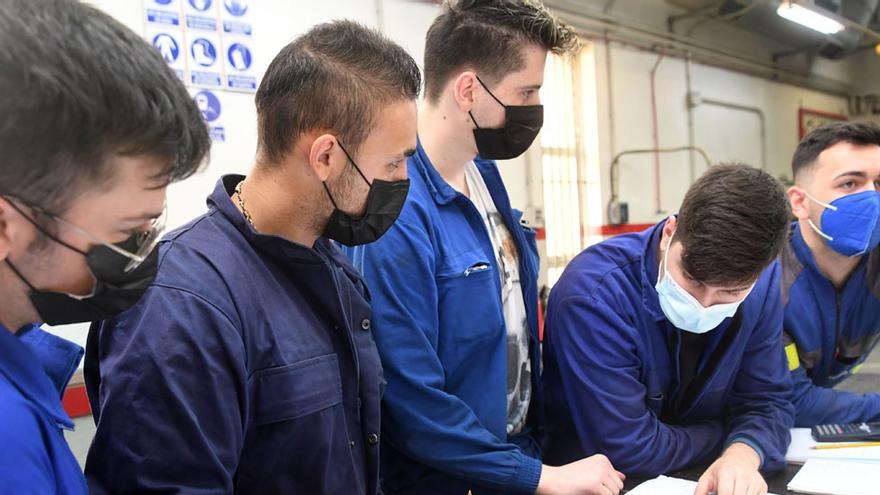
[[777, 1, 845, 35]]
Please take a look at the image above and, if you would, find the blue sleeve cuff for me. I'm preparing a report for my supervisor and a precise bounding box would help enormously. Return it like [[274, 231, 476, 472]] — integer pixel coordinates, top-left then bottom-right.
[[727, 435, 765, 470], [508, 453, 542, 494]]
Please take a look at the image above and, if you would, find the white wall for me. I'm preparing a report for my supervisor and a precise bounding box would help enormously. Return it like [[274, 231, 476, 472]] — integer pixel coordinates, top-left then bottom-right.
[[590, 41, 848, 226]]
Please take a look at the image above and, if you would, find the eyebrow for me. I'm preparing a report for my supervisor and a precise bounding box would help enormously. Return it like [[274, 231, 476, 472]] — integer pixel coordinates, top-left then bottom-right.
[[120, 211, 165, 223], [723, 285, 752, 292], [519, 84, 542, 92], [389, 148, 417, 161], [834, 171, 868, 181]]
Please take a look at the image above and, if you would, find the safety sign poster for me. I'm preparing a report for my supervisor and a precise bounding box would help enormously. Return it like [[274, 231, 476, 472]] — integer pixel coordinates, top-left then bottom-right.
[[191, 89, 226, 142], [143, 0, 257, 93]]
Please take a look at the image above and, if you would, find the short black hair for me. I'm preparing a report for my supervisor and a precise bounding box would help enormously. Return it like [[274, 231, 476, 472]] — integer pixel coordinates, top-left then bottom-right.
[[792, 122, 880, 179], [0, 0, 210, 215], [677, 163, 789, 286], [424, 0, 579, 102], [255, 20, 421, 164]]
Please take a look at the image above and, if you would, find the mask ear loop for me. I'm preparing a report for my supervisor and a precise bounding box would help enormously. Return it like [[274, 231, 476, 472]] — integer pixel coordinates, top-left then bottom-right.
[[5, 259, 38, 292], [802, 191, 835, 242], [468, 74, 507, 131], [336, 142, 371, 187], [323, 140, 372, 210], [658, 226, 677, 285], [4, 200, 88, 256]]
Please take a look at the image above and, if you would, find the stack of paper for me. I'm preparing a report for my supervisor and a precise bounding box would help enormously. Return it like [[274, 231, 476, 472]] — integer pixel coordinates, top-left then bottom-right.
[[787, 458, 878, 495], [627, 475, 781, 495], [787, 428, 880, 464]]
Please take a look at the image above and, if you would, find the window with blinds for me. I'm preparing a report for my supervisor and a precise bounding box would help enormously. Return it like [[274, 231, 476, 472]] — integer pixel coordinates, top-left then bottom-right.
[[540, 43, 602, 286]]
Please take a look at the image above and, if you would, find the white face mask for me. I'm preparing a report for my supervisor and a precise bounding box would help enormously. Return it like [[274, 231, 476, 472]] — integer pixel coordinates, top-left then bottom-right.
[[654, 229, 752, 334]]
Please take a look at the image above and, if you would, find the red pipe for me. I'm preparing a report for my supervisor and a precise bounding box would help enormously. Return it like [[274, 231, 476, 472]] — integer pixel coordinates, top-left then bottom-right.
[[649, 52, 665, 213]]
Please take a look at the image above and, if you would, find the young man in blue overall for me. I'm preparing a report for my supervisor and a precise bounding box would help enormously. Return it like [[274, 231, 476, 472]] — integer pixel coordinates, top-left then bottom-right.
[[84, 22, 419, 494], [782, 122, 880, 426], [0, 0, 209, 491], [543, 164, 795, 495], [344, 1, 623, 494]]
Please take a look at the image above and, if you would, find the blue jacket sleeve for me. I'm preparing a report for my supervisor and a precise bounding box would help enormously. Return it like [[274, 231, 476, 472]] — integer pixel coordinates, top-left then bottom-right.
[[0, 396, 64, 495], [85, 285, 246, 494], [722, 265, 794, 474], [547, 294, 725, 476], [788, 352, 880, 426], [348, 218, 542, 494]]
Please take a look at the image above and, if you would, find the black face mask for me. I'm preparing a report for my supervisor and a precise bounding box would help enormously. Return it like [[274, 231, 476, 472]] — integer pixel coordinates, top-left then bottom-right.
[[5, 205, 160, 326], [322, 143, 410, 247], [469, 74, 544, 160]]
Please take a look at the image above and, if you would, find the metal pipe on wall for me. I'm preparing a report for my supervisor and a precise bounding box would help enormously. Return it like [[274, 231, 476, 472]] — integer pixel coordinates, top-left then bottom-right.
[[685, 52, 696, 183], [649, 51, 665, 214], [698, 97, 767, 171], [543, 0, 854, 97]]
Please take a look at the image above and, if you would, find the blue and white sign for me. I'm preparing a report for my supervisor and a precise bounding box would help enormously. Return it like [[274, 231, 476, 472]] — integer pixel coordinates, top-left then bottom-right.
[[191, 38, 217, 66], [146, 9, 180, 25], [191, 89, 226, 142], [220, 0, 256, 92], [144, 0, 184, 80], [187, 32, 222, 88], [194, 90, 221, 122], [223, 39, 256, 90], [184, 0, 218, 31], [188, 0, 212, 11], [153, 33, 180, 63], [227, 43, 251, 70], [146, 0, 181, 26], [224, 0, 248, 16], [146, 24, 185, 81]]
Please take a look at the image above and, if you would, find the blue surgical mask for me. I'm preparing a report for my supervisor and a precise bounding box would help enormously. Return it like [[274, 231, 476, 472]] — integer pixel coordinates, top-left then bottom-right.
[[655, 229, 751, 334], [804, 190, 880, 257]]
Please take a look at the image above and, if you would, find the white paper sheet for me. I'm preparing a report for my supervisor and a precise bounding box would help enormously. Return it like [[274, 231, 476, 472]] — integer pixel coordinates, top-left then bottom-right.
[[787, 458, 880, 495], [627, 475, 781, 495], [787, 428, 880, 464]]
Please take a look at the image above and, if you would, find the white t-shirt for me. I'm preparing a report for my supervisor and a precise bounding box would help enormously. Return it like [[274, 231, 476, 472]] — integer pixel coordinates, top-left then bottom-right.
[[465, 162, 531, 436]]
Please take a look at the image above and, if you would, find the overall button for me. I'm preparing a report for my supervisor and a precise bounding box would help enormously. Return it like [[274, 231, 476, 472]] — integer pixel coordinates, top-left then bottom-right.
[[361, 319, 371, 331], [368, 433, 379, 445], [350, 441, 355, 448]]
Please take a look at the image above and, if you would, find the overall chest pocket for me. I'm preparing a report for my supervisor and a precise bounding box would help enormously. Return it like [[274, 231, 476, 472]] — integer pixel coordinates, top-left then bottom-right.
[[241, 354, 359, 494], [252, 353, 343, 425], [436, 250, 500, 343]]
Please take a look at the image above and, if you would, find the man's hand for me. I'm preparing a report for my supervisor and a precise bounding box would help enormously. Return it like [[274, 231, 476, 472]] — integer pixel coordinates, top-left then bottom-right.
[[536, 454, 625, 495], [694, 442, 767, 495]]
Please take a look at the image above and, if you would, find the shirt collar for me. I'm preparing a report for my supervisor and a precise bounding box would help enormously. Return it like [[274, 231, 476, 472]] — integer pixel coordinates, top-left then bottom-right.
[[0, 324, 75, 429], [641, 219, 669, 322]]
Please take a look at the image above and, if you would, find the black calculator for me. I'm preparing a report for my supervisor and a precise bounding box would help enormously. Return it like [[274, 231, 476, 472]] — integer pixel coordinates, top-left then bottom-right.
[[811, 422, 880, 442]]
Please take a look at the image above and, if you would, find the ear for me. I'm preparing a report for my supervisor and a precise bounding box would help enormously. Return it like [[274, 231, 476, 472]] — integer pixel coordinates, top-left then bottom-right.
[[0, 197, 19, 262], [308, 134, 340, 183], [663, 215, 677, 237], [788, 186, 810, 221], [452, 71, 479, 113]]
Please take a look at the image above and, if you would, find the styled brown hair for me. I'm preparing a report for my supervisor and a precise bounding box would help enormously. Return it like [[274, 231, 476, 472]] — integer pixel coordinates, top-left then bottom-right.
[[423, 0, 578, 102], [256, 20, 421, 163], [791, 122, 880, 180], [677, 163, 789, 286]]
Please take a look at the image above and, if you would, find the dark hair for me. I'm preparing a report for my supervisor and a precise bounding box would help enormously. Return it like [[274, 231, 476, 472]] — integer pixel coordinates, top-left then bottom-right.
[[255, 20, 421, 164], [792, 122, 880, 179], [0, 0, 210, 215], [677, 163, 789, 286], [423, 0, 578, 102]]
